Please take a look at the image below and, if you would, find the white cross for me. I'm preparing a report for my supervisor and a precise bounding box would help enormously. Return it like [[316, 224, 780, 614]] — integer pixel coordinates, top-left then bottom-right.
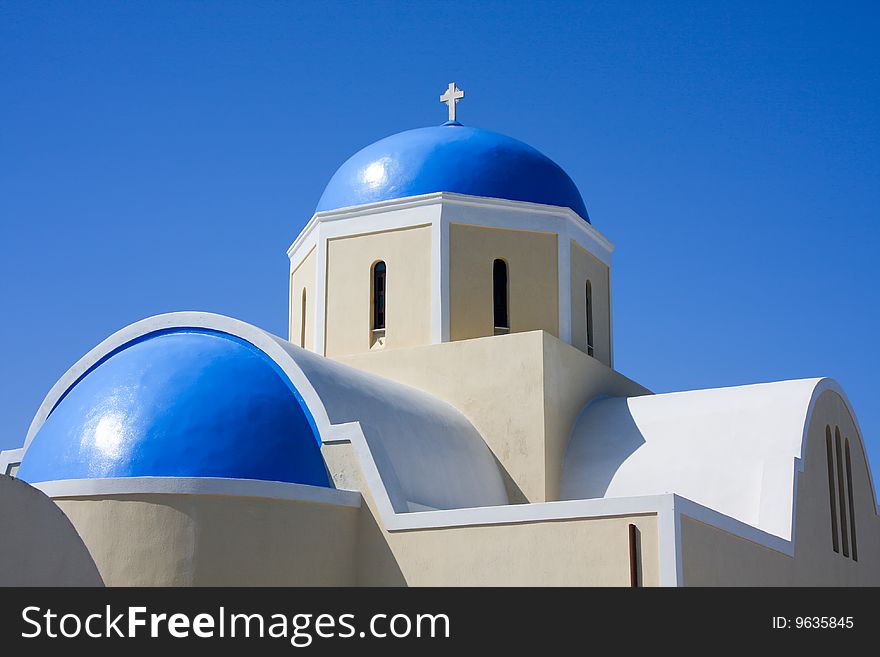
[[439, 82, 465, 122]]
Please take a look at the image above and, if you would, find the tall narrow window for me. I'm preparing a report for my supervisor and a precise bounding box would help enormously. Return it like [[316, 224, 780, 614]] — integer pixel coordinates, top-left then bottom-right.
[[585, 280, 594, 357], [628, 523, 640, 587], [493, 259, 509, 335], [835, 427, 849, 557], [372, 261, 386, 331], [845, 438, 858, 561], [300, 288, 307, 348], [825, 426, 839, 553]]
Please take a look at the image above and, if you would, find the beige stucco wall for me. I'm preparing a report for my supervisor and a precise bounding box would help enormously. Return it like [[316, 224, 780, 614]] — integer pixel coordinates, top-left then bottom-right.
[[358, 505, 660, 587], [681, 389, 880, 585], [570, 241, 611, 366], [27, 476, 658, 587], [325, 225, 432, 357], [449, 224, 559, 341], [336, 330, 647, 503], [289, 246, 316, 350], [56, 494, 359, 586], [338, 332, 543, 503], [327, 439, 660, 586]]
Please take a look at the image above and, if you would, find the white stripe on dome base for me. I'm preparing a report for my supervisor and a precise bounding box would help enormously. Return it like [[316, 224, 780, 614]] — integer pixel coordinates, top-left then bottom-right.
[[33, 476, 362, 508]]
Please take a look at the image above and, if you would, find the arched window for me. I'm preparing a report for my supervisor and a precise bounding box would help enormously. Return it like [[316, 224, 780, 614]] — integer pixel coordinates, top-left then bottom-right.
[[835, 427, 850, 557], [493, 259, 509, 335], [300, 288, 307, 348], [825, 426, 839, 553], [845, 438, 858, 561], [585, 280, 594, 357], [372, 261, 386, 332]]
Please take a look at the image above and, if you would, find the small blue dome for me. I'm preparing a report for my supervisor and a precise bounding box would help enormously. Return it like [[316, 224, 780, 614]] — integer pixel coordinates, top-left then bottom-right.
[[18, 329, 330, 487], [317, 123, 590, 222]]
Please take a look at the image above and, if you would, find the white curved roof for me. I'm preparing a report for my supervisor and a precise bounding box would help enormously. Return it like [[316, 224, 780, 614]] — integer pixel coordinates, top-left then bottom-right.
[[561, 378, 852, 540], [271, 337, 510, 512]]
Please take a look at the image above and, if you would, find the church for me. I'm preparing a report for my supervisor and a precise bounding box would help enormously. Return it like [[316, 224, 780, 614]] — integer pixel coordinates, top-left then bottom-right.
[[2, 84, 878, 586]]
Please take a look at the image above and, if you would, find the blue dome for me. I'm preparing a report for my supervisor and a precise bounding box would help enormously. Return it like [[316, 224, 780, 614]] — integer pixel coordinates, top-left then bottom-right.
[[18, 329, 330, 487], [317, 123, 590, 222]]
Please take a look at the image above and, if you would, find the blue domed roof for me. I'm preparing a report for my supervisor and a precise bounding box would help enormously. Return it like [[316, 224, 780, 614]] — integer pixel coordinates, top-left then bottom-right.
[[18, 329, 330, 487], [317, 123, 590, 222]]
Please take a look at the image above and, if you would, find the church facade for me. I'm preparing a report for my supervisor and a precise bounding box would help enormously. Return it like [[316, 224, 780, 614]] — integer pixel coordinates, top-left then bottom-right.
[[2, 85, 878, 586]]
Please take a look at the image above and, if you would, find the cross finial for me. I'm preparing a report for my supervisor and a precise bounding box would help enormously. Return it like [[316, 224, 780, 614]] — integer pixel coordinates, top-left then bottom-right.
[[439, 82, 465, 122]]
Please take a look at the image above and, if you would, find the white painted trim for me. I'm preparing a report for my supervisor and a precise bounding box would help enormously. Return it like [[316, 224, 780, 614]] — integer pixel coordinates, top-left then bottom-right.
[[314, 229, 328, 355], [34, 476, 362, 508], [288, 257, 294, 342], [384, 494, 666, 532], [657, 494, 681, 587], [288, 195, 446, 259], [430, 211, 450, 344], [431, 214, 442, 343], [288, 225, 319, 274], [321, 421, 364, 445], [440, 215, 450, 341], [286, 192, 615, 352], [557, 232, 572, 344], [0, 447, 24, 473], [288, 192, 614, 255], [607, 263, 614, 369], [440, 194, 613, 266], [287, 213, 320, 260]]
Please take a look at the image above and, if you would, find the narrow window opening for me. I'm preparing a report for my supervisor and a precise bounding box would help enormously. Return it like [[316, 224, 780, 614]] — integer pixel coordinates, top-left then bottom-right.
[[585, 280, 594, 357], [493, 259, 509, 335], [835, 427, 849, 557], [845, 438, 858, 561], [628, 523, 640, 587], [825, 426, 839, 553], [372, 261, 386, 336], [300, 288, 307, 348]]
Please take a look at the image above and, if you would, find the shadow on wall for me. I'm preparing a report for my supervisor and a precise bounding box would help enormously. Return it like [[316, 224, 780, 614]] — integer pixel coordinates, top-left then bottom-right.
[[356, 505, 407, 586], [491, 453, 528, 505], [0, 475, 103, 586], [561, 397, 646, 500]]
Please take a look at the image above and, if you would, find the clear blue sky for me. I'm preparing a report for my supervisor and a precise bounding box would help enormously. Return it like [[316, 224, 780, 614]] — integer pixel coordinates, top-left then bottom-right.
[[2, 2, 878, 488]]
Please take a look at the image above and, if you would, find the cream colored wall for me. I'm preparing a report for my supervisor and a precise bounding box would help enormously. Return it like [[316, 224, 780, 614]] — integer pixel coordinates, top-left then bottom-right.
[[339, 332, 544, 503], [326, 439, 660, 586], [290, 247, 316, 350], [325, 226, 432, 357], [570, 241, 611, 366], [336, 330, 648, 503], [681, 389, 880, 586], [449, 224, 559, 341], [56, 494, 359, 586], [358, 505, 660, 586]]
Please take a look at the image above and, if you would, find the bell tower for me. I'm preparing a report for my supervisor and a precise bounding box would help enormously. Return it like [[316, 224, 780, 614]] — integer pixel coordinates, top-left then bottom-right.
[[288, 84, 614, 366]]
